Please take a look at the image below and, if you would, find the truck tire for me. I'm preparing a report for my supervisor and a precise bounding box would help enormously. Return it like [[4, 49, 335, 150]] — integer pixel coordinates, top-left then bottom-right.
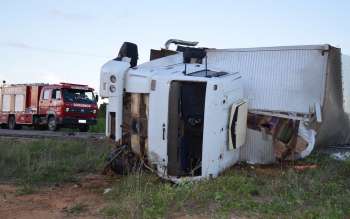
[[47, 116, 58, 131], [78, 125, 89, 132], [8, 116, 16, 130]]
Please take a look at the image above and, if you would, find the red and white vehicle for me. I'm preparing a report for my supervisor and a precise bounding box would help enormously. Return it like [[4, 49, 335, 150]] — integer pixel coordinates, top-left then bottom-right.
[[0, 83, 98, 132]]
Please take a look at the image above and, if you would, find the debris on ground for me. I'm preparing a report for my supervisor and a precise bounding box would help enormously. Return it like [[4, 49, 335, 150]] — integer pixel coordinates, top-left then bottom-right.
[[103, 188, 112, 194], [294, 164, 318, 171], [330, 151, 350, 161], [321, 145, 350, 161]]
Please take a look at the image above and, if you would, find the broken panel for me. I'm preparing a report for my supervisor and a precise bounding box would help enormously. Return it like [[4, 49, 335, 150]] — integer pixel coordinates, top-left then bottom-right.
[[247, 113, 308, 160], [122, 93, 149, 158]]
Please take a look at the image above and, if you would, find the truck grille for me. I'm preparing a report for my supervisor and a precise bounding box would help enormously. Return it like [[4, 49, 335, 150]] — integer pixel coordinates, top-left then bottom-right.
[[68, 108, 94, 114]]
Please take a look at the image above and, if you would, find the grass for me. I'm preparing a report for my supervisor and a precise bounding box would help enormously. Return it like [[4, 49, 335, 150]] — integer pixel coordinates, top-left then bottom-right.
[[1, 137, 349, 218], [103, 153, 350, 219], [0, 138, 111, 186]]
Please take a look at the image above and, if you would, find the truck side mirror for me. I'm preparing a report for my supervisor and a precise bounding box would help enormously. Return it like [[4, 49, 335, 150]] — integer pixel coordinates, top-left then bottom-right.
[[95, 95, 99, 103]]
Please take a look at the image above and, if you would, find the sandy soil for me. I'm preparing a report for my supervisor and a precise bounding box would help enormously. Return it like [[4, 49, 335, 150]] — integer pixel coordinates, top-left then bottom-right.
[[0, 174, 113, 219]]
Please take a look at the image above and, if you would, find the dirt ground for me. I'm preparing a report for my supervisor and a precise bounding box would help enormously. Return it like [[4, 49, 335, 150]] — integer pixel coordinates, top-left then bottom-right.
[[0, 174, 113, 219]]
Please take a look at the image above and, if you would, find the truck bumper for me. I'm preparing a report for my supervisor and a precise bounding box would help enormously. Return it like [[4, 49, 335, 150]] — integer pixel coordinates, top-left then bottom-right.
[[59, 117, 97, 126]]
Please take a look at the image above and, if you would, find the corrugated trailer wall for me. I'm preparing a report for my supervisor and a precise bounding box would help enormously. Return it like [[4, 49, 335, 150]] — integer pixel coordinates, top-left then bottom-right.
[[207, 45, 329, 114]]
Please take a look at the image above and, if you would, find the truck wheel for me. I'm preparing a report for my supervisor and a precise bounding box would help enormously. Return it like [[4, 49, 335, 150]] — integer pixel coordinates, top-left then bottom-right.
[[48, 116, 58, 131], [78, 125, 89, 132], [8, 116, 16, 130]]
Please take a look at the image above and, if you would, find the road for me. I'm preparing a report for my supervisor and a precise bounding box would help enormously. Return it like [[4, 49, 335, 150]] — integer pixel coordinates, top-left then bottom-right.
[[0, 129, 105, 140]]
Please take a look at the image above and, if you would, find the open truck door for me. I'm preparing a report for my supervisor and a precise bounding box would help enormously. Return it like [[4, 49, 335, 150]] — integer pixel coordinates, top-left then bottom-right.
[[199, 74, 247, 179], [166, 72, 247, 180]]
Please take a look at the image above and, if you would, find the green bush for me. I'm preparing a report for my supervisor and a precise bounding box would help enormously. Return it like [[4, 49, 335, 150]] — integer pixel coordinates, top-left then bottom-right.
[[89, 103, 106, 133]]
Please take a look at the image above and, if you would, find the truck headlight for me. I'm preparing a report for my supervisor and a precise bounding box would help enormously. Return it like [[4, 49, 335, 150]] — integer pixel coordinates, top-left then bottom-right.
[[109, 85, 116, 93], [110, 75, 117, 83], [65, 108, 70, 112], [93, 109, 97, 114]]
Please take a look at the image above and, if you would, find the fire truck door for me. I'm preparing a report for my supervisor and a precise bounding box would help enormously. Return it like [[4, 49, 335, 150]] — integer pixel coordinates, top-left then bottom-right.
[[51, 89, 62, 115], [39, 88, 51, 115]]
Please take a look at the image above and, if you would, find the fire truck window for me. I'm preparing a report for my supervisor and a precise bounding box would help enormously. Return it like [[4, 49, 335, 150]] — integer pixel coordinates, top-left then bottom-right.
[[62, 89, 95, 104], [52, 89, 62, 100], [43, 90, 50, 100]]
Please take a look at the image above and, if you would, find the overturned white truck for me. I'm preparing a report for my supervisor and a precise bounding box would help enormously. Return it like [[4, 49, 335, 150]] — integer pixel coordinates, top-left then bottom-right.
[[100, 40, 350, 182]]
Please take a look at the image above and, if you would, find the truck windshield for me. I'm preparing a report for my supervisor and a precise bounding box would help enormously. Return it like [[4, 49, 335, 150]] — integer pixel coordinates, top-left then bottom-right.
[[62, 89, 96, 104]]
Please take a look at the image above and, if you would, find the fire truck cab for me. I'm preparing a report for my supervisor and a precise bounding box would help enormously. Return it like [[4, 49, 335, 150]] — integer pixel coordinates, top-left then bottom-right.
[[0, 83, 98, 132]]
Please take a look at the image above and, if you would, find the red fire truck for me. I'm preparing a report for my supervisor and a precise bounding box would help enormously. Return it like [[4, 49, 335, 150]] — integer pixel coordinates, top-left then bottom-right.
[[0, 83, 98, 132]]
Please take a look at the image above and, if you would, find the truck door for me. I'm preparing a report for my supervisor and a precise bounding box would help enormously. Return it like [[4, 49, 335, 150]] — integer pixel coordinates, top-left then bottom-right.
[[51, 89, 62, 115], [201, 75, 247, 177], [39, 88, 51, 115]]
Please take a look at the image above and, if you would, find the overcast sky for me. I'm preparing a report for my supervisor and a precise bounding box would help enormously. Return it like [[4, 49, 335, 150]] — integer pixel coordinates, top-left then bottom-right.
[[1, 0, 350, 91]]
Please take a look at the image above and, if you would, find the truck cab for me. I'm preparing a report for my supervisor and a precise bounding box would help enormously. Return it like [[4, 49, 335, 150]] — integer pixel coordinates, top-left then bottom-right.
[[38, 83, 98, 131], [100, 42, 248, 182]]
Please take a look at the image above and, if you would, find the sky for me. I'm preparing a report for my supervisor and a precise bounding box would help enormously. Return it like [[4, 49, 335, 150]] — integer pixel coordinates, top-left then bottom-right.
[[0, 0, 350, 91]]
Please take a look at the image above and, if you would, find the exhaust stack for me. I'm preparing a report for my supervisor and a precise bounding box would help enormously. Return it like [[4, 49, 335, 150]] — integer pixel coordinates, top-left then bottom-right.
[[164, 39, 198, 49]]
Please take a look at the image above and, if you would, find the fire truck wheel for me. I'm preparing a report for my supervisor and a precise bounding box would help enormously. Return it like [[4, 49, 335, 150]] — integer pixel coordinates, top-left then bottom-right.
[[48, 116, 58, 131], [78, 125, 89, 132], [8, 116, 16, 130]]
